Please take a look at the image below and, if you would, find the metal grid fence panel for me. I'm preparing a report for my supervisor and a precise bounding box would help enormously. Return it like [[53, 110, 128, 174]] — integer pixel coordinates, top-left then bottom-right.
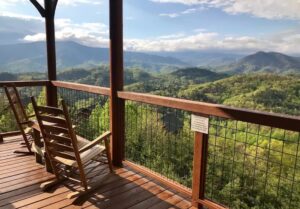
[[125, 100, 194, 188], [58, 87, 110, 141], [205, 116, 300, 209]]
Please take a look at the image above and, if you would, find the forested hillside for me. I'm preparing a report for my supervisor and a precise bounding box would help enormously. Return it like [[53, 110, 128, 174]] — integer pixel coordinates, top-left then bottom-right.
[[125, 68, 227, 96], [1, 67, 299, 115], [180, 74, 300, 115]]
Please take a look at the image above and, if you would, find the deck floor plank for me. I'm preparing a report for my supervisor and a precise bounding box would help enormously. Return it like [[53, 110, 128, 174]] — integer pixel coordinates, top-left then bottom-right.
[[0, 136, 192, 209]]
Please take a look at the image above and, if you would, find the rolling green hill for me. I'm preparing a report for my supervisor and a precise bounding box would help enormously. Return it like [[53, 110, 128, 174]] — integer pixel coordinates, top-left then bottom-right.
[[125, 67, 228, 96], [180, 74, 300, 115]]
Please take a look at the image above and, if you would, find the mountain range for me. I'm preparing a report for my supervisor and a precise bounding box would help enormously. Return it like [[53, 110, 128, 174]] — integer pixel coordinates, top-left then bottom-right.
[[1, 41, 300, 74], [217, 51, 300, 74], [0, 41, 188, 73]]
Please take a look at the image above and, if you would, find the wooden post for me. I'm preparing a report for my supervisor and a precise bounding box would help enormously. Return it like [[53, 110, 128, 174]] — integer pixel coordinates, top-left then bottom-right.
[[109, 0, 125, 167], [30, 0, 58, 107], [192, 132, 209, 208], [44, 0, 58, 107]]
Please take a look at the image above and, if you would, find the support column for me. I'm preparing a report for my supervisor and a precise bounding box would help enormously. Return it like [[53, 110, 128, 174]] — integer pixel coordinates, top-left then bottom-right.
[[192, 131, 209, 208], [44, 0, 58, 107], [109, 0, 125, 167]]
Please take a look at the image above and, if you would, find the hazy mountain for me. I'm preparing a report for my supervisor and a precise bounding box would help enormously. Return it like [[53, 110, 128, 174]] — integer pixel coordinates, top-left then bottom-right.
[[217, 51, 300, 74], [0, 16, 42, 45], [0, 41, 188, 73], [154, 51, 243, 67], [0, 72, 18, 81]]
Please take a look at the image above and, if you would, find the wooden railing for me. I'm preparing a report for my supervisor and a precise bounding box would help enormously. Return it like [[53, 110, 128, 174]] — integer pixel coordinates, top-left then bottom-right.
[[1, 80, 300, 209]]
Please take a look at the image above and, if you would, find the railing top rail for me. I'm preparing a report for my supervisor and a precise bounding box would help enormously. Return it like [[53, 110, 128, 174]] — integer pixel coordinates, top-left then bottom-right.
[[118, 91, 300, 132], [0, 80, 49, 87], [51, 81, 110, 96], [1, 80, 298, 132]]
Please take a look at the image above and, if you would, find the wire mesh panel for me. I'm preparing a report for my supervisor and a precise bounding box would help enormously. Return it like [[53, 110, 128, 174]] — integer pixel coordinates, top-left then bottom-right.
[[0, 86, 45, 133], [205, 116, 300, 209], [125, 100, 194, 188], [58, 87, 110, 141]]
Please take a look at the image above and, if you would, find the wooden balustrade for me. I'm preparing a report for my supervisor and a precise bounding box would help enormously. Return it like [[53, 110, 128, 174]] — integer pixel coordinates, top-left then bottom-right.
[[1, 80, 300, 209]]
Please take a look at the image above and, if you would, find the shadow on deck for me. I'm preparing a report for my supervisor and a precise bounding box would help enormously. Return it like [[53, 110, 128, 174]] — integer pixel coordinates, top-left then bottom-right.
[[0, 136, 193, 209]]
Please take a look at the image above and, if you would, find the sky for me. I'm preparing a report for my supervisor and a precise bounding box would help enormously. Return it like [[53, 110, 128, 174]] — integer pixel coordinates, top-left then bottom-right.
[[1, 0, 300, 54]]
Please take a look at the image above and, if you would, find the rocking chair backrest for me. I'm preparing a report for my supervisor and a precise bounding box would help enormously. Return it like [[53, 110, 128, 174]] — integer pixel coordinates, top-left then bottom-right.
[[4, 86, 29, 126], [31, 97, 84, 170]]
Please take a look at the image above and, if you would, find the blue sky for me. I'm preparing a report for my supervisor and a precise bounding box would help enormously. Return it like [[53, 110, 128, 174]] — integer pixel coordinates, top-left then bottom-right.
[[1, 0, 300, 54]]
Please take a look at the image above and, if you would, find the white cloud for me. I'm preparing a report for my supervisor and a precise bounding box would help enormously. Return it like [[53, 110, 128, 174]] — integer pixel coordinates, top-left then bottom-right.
[[159, 13, 180, 18], [23, 18, 109, 47], [24, 33, 45, 41], [124, 32, 219, 51], [0, 11, 43, 21], [56, 0, 102, 6], [159, 6, 206, 18], [152, 0, 300, 20], [3, 5, 299, 54], [151, 0, 221, 5], [21, 19, 300, 54], [224, 0, 300, 20], [123, 30, 300, 54]]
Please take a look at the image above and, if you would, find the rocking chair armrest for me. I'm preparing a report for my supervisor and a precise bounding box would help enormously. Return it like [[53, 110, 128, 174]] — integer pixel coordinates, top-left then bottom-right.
[[20, 120, 34, 125], [28, 114, 36, 118], [79, 131, 111, 153]]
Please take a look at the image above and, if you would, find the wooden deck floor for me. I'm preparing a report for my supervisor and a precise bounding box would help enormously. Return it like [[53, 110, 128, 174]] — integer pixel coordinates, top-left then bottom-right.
[[0, 136, 193, 209]]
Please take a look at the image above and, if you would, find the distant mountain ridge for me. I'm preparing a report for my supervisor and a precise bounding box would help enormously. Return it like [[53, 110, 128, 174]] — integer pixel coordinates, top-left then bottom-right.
[[217, 51, 300, 74], [155, 51, 242, 67], [0, 41, 188, 73], [1, 41, 300, 75]]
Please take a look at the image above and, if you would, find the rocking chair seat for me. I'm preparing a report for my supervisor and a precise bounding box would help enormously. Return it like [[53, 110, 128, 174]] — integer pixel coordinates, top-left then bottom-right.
[[54, 136, 105, 167]]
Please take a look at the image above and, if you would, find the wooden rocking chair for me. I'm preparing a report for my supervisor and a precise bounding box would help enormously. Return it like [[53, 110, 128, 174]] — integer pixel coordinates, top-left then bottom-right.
[[4, 86, 34, 154], [31, 97, 113, 198]]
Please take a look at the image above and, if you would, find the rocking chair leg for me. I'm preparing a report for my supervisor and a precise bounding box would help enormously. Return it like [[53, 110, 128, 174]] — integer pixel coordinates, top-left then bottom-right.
[[67, 186, 92, 200], [0, 135, 3, 143], [40, 178, 65, 191], [45, 155, 53, 173], [67, 191, 81, 199], [14, 150, 34, 155]]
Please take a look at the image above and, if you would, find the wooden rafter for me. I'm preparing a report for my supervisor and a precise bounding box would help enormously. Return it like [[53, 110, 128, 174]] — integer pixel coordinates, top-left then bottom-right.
[[29, 0, 45, 17], [29, 0, 58, 18]]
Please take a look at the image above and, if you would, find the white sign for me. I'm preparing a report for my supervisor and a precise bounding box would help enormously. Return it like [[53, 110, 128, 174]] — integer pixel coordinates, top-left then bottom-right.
[[191, 114, 209, 134]]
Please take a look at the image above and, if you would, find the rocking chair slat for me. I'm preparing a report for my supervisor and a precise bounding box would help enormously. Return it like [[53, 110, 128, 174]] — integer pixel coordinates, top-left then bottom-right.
[[31, 97, 113, 198], [46, 133, 72, 144], [40, 115, 68, 127], [4, 86, 33, 154]]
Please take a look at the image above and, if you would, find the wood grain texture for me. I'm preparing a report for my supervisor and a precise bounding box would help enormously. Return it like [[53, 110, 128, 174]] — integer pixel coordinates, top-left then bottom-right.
[[0, 136, 191, 209], [51, 81, 110, 96], [118, 91, 300, 132]]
